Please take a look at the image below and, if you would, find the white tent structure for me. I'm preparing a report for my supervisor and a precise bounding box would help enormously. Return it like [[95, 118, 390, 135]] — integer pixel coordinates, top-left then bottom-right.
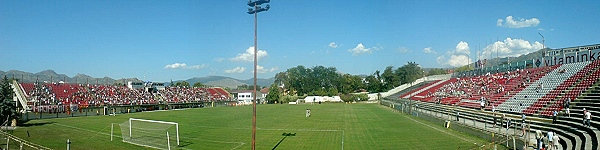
[[303, 96, 343, 103]]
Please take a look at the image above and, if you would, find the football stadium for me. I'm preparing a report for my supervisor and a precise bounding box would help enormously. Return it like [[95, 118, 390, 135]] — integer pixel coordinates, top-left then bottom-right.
[[0, 44, 598, 150]]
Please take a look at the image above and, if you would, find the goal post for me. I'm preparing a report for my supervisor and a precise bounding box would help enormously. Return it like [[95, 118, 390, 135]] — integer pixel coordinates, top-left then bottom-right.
[[128, 118, 180, 146], [118, 118, 179, 149]]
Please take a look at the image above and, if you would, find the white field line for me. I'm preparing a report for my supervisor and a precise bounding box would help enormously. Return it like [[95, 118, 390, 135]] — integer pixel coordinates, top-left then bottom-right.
[[258, 127, 345, 150], [341, 130, 345, 150], [257, 128, 342, 132], [53, 123, 244, 150], [185, 125, 343, 132], [378, 104, 478, 143], [394, 109, 479, 144], [230, 142, 245, 150], [192, 126, 345, 150], [122, 140, 169, 150], [54, 123, 112, 136]]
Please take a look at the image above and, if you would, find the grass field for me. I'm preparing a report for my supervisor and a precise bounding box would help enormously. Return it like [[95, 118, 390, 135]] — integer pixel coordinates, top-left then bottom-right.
[[7, 103, 490, 149]]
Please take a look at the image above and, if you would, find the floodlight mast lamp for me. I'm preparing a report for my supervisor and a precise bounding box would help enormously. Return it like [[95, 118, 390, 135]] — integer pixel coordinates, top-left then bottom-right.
[[247, 1, 270, 150]]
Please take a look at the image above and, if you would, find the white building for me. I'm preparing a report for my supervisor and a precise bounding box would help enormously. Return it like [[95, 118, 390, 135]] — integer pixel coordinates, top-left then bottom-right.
[[230, 90, 265, 105]]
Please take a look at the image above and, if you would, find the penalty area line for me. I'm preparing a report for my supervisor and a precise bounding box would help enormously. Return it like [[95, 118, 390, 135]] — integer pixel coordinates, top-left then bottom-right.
[[400, 113, 478, 144], [379, 104, 477, 144], [257, 128, 342, 132], [54, 123, 243, 150], [257, 127, 345, 150]]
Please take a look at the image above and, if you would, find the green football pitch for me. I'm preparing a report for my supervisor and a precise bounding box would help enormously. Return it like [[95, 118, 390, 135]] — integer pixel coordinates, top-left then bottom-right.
[[8, 103, 491, 150]]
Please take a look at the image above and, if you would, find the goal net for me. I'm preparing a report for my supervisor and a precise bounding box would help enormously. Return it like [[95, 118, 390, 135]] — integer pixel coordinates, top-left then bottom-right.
[[118, 118, 179, 150]]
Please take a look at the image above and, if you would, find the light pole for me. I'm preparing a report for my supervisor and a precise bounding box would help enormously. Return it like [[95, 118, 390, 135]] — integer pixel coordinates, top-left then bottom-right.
[[247, 1, 270, 150], [538, 32, 545, 57]]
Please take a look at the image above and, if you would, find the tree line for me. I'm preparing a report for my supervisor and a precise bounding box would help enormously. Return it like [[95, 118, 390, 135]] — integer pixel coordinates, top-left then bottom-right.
[[266, 62, 447, 102]]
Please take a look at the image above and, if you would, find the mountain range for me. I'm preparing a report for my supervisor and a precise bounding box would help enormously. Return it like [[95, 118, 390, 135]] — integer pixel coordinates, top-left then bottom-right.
[[0, 69, 275, 89], [176, 76, 275, 89]]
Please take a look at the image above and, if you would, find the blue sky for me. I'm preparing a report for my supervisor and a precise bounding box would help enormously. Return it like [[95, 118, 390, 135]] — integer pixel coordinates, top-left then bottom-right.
[[1, 0, 599, 82]]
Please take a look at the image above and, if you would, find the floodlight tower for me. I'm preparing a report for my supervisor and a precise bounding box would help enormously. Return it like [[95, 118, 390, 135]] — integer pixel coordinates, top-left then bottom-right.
[[247, 1, 270, 150], [539, 32, 545, 57]]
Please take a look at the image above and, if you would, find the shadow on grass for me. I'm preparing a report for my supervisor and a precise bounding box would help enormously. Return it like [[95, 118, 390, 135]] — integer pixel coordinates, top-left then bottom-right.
[[178, 140, 193, 147], [272, 133, 296, 150], [20, 121, 55, 127]]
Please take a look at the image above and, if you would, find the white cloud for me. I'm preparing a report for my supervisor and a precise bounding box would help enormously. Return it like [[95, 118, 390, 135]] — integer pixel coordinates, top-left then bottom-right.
[[496, 19, 504, 26], [164, 63, 208, 70], [437, 41, 471, 67], [438, 39, 543, 67], [497, 16, 540, 28], [436, 56, 446, 66], [423, 47, 436, 54], [165, 63, 187, 69], [447, 55, 471, 67], [255, 65, 279, 74], [455, 41, 470, 55], [214, 57, 225, 62], [481, 38, 543, 59], [328, 42, 338, 48], [348, 43, 381, 56], [230, 46, 268, 62], [188, 64, 208, 69], [224, 67, 246, 74], [396, 47, 410, 53], [269, 66, 279, 72]]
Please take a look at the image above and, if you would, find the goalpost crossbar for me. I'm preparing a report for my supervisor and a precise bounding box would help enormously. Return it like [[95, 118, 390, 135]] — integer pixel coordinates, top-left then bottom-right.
[[129, 118, 179, 125]]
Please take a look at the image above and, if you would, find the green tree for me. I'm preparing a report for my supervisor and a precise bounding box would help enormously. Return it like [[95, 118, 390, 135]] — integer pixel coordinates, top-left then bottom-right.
[[193, 82, 204, 88], [278, 95, 298, 104], [339, 94, 354, 102], [340, 74, 362, 94], [381, 66, 400, 90], [265, 84, 280, 103], [0, 76, 19, 123], [326, 87, 338, 97], [173, 81, 190, 87], [275, 65, 343, 96], [365, 74, 383, 93], [181, 81, 190, 87], [339, 93, 369, 102], [355, 93, 369, 101], [396, 62, 424, 84], [455, 65, 473, 73], [428, 68, 447, 76]]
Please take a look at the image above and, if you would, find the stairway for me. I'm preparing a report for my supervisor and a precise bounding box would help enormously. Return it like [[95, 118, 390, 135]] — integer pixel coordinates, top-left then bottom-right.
[[11, 80, 30, 112]]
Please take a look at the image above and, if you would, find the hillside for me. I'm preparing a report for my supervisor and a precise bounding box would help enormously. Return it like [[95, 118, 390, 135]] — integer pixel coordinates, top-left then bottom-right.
[[0, 69, 141, 85], [182, 76, 275, 89], [469, 48, 548, 68], [0, 69, 274, 88]]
